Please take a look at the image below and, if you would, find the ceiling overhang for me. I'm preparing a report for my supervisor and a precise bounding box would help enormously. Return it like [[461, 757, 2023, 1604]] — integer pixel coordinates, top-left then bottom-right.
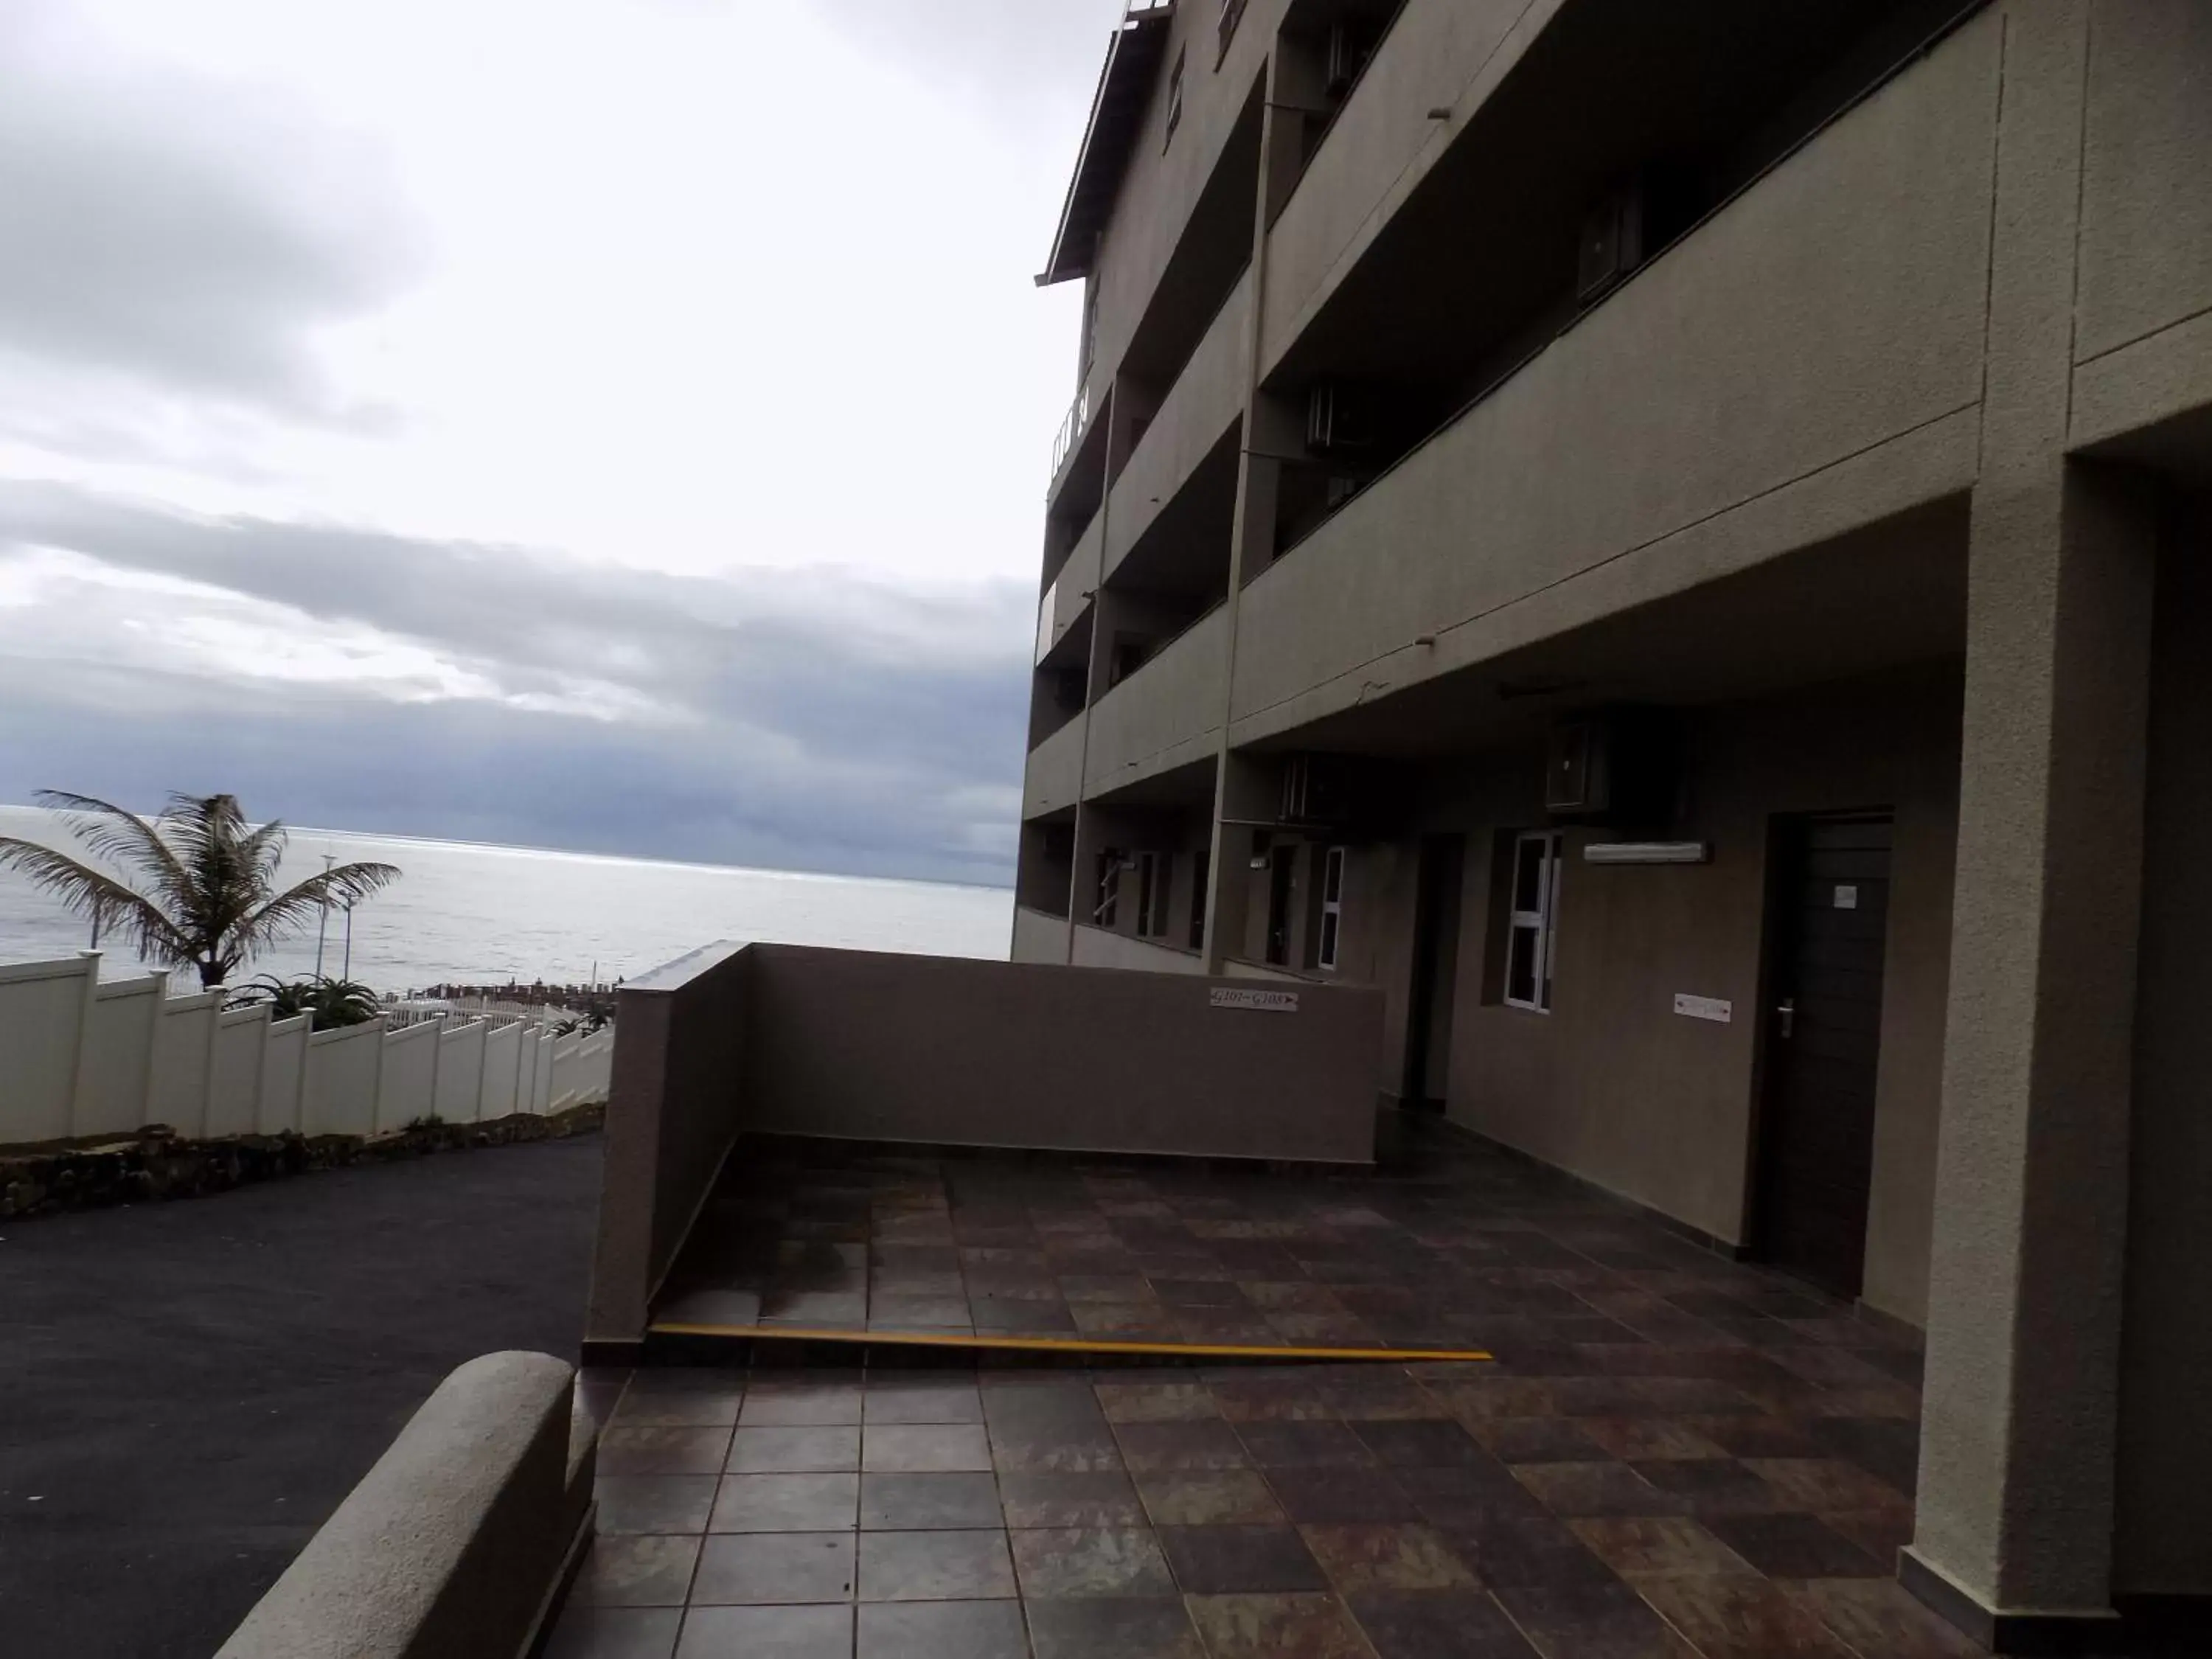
[[1037, 4, 1176, 288]]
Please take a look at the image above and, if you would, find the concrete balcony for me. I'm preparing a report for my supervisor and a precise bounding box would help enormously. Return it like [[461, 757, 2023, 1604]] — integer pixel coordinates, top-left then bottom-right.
[[1233, 14, 1999, 741], [1069, 922, 1206, 975], [1023, 713, 1085, 819], [1105, 267, 1251, 580], [1084, 603, 1228, 797], [1036, 509, 1103, 667], [1262, 0, 1548, 377], [1010, 903, 1071, 964]]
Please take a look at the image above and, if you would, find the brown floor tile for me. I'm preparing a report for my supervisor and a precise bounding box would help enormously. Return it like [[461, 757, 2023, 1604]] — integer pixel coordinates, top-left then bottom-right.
[[1158, 1524, 1329, 1593], [611, 1383, 744, 1430], [691, 1531, 856, 1605], [1211, 1379, 1333, 1422], [997, 1470, 1145, 1528], [1568, 1516, 1756, 1579], [761, 1290, 866, 1325], [1703, 1512, 1885, 1579], [855, 1599, 1027, 1659], [1301, 1522, 1480, 1593], [1136, 1470, 1284, 1526], [856, 1528, 1016, 1601], [599, 1428, 734, 1477], [1059, 1274, 1158, 1304], [868, 1295, 970, 1329], [1817, 1500, 1915, 1563], [1071, 1303, 1184, 1339], [1742, 1457, 1906, 1513], [710, 1473, 859, 1534], [1345, 1590, 1543, 1658], [1235, 1420, 1373, 1469], [727, 1426, 860, 1474], [571, 1535, 702, 1608], [1432, 1378, 1564, 1421], [1394, 1463, 1554, 1528], [1683, 1416, 1828, 1459], [1009, 1527, 1177, 1597], [674, 1603, 852, 1659], [1493, 1580, 1695, 1658], [863, 1424, 992, 1472], [1183, 1592, 1375, 1659], [545, 1605, 683, 1659], [1468, 1418, 1611, 1464], [595, 1475, 720, 1536], [1631, 1458, 1789, 1517], [1264, 1464, 1420, 1523], [1633, 1571, 1860, 1658], [1096, 1382, 1218, 1422], [990, 1423, 1124, 1475], [1116, 1420, 1249, 1472], [1354, 1416, 1495, 1469], [862, 1381, 981, 1425], [1579, 1418, 1730, 1461], [1512, 1461, 1682, 1519], [740, 1384, 863, 1427], [860, 1472, 1001, 1531], [1025, 1596, 1206, 1659], [1781, 1576, 1986, 1658], [1445, 1517, 1624, 1591]]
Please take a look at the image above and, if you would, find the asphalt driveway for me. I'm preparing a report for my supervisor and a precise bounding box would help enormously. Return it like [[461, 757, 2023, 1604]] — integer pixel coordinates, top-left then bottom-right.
[[0, 1135, 603, 1659]]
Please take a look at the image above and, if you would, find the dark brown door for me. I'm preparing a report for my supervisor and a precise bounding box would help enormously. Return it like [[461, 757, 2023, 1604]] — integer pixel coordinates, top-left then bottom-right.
[[1402, 834, 1465, 1111], [1755, 814, 1892, 1298]]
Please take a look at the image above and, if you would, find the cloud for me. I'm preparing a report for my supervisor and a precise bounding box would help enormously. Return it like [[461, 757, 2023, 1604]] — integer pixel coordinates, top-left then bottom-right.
[[809, 0, 1121, 128], [0, 0, 422, 423], [0, 481, 1030, 882]]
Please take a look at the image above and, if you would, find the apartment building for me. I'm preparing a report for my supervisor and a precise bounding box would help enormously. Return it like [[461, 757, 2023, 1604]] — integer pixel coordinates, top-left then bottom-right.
[[1012, 0, 2212, 1646]]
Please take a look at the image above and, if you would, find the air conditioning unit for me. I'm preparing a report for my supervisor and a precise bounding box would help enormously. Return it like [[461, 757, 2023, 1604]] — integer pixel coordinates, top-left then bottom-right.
[[1323, 22, 1367, 98], [1306, 381, 1376, 453], [1576, 187, 1644, 305], [1544, 708, 1680, 823]]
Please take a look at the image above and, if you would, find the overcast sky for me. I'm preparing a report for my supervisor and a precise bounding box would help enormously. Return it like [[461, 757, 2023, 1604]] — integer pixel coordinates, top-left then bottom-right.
[[0, 0, 1113, 883]]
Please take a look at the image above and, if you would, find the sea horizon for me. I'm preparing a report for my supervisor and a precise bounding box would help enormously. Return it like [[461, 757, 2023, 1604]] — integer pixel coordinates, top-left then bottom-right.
[[0, 803, 1013, 993]]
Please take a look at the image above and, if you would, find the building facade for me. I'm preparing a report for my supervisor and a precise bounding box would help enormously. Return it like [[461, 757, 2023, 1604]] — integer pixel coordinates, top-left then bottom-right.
[[1013, 0, 2212, 1645]]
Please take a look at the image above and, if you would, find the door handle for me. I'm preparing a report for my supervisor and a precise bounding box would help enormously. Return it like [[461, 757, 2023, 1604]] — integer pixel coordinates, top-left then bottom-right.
[[1776, 998, 1795, 1039]]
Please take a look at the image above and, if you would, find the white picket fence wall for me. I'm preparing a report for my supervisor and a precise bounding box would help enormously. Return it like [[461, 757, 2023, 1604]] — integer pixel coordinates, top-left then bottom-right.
[[0, 954, 614, 1148]]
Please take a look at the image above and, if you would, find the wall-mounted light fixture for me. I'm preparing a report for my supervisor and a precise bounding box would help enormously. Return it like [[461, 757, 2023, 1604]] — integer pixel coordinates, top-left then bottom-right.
[[1582, 841, 1711, 866]]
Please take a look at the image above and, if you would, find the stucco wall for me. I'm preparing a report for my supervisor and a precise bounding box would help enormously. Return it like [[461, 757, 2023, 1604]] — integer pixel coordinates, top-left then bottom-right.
[[1069, 922, 1206, 975], [1431, 670, 1961, 1322], [743, 943, 1380, 1164], [1261, 0, 1556, 374], [1023, 713, 1086, 820], [1231, 15, 1999, 734], [1084, 606, 1228, 794], [2076, 1, 2212, 365], [1011, 905, 1071, 965], [1105, 269, 1250, 577], [2114, 504, 2212, 1596]]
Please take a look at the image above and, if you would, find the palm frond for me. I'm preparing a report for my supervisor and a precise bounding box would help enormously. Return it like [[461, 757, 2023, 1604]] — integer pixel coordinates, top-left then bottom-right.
[[0, 838, 188, 963], [30, 790, 192, 906], [226, 861, 403, 969]]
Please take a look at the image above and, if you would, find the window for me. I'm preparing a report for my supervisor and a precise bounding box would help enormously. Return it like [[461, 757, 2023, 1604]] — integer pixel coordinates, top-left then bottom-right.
[[1164, 47, 1185, 149], [1188, 848, 1209, 951], [1316, 846, 1345, 971], [1217, 0, 1248, 64], [1503, 832, 1562, 1012], [1094, 847, 1123, 928], [1135, 851, 1172, 939]]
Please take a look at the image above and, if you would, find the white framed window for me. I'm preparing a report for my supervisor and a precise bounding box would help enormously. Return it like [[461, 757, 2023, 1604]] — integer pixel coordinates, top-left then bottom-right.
[[1094, 848, 1122, 928], [1503, 830, 1562, 1012], [1135, 851, 1172, 938], [1164, 46, 1186, 148], [1317, 846, 1346, 970]]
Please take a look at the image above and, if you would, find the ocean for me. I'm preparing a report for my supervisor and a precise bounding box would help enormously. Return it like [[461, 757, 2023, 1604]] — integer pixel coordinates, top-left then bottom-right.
[[0, 804, 1012, 992]]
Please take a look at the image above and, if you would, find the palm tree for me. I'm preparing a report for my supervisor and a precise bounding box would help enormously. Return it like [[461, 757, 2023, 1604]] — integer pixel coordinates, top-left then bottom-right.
[[0, 791, 400, 990]]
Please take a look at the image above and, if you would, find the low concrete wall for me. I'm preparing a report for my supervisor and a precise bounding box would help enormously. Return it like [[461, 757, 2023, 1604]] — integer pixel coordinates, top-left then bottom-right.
[[745, 944, 1379, 1161], [587, 941, 1385, 1346], [217, 1352, 584, 1659], [585, 943, 749, 1348]]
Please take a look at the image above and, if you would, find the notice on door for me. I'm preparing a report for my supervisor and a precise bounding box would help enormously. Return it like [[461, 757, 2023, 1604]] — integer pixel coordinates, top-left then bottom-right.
[[1834, 885, 1859, 909], [1211, 987, 1300, 1013], [1673, 993, 1732, 1023]]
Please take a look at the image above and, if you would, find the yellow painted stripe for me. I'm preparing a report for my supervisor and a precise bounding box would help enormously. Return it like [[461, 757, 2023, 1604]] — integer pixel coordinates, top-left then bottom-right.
[[649, 1321, 1492, 1364]]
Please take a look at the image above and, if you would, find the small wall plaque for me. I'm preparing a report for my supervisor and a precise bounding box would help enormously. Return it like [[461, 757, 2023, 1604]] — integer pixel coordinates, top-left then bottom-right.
[[1673, 994, 1732, 1023], [1211, 987, 1299, 1013], [1834, 885, 1859, 909]]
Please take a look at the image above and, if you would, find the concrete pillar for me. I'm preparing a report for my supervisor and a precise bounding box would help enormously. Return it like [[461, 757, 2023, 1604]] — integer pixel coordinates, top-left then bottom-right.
[[1905, 8, 2160, 1641]]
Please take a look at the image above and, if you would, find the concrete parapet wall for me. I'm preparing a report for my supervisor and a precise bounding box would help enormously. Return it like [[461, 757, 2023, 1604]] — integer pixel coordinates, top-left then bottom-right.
[[215, 1351, 584, 1659]]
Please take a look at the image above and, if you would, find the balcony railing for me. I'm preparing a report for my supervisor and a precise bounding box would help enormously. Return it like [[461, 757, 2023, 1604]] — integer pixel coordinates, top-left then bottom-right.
[[1049, 383, 1093, 481]]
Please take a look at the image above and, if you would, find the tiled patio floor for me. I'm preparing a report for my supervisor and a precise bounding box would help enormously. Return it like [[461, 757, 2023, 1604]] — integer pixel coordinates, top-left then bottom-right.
[[552, 1119, 1984, 1658]]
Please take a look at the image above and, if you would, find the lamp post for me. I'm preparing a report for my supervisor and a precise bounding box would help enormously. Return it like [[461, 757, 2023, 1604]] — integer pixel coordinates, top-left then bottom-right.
[[313, 852, 335, 977]]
